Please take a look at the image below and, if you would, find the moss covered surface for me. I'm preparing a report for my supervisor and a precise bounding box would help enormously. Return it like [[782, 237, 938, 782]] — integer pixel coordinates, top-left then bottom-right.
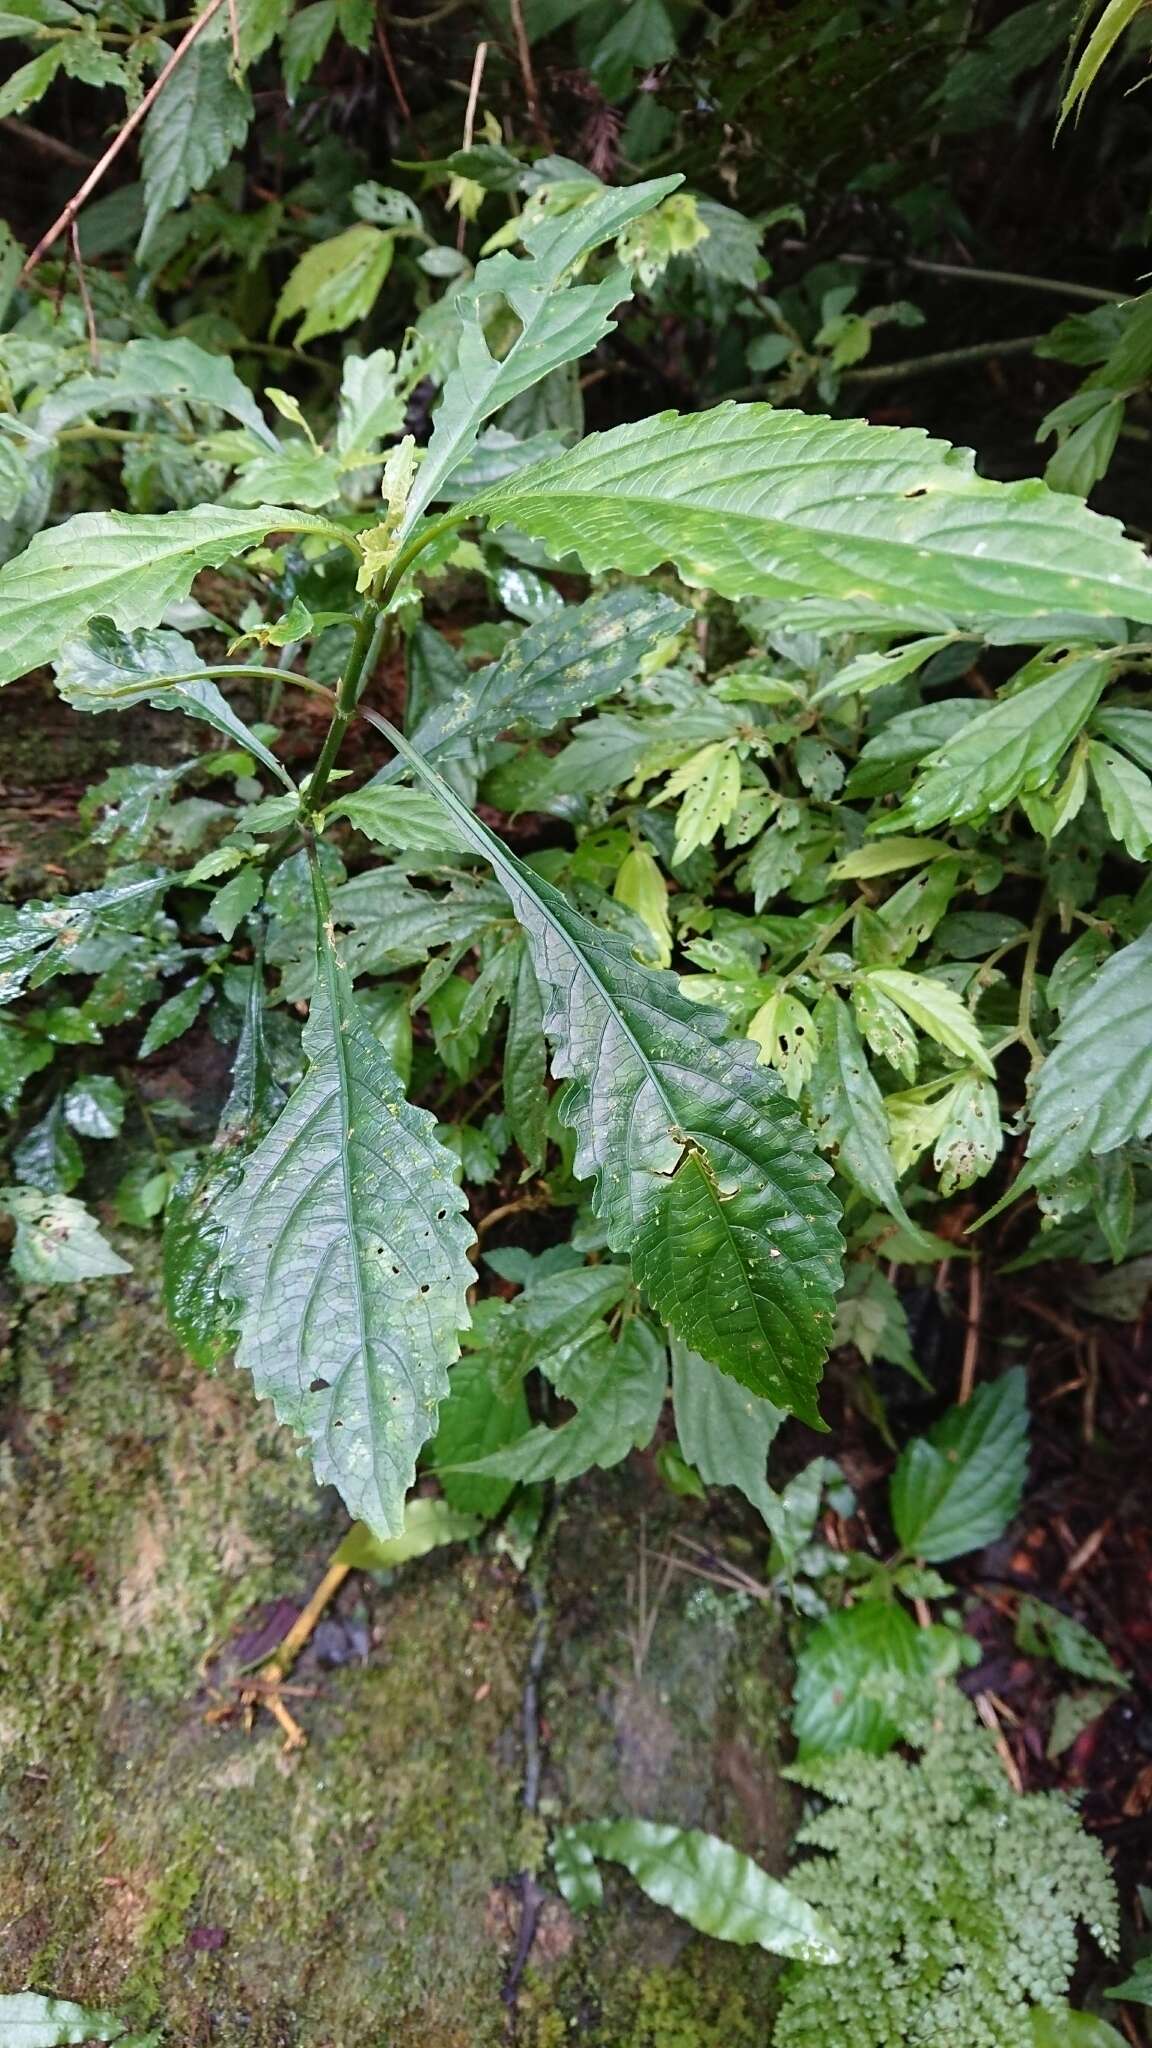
[[0, 1244, 796, 2045]]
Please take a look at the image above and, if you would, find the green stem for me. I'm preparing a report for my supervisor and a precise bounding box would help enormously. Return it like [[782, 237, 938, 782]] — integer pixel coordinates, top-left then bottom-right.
[[788, 900, 859, 983], [1017, 901, 1048, 1068], [840, 335, 1043, 386], [307, 603, 388, 815]]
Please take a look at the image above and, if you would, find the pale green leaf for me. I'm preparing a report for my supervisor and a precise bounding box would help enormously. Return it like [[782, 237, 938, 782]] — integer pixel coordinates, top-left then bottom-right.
[[862, 967, 994, 1075], [1, 1189, 131, 1284], [613, 843, 672, 968], [218, 871, 474, 1536], [1030, 2009, 1127, 2048], [333, 1496, 482, 1568], [206, 865, 263, 941], [328, 785, 469, 853], [1016, 1595, 1130, 1688], [879, 652, 1110, 831], [1060, 0, 1146, 123], [335, 348, 406, 456], [1092, 704, 1152, 772], [228, 444, 344, 510], [0, 1992, 131, 2044], [380, 722, 843, 1421], [459, 407, 1152, 630], [398, 177, 680, 538], [54, 620, 293, 787], [792, 1600, 961, 1757], [829, 837, 947, 881], [1028, 926, 1152, 1179], [890, 1368, 1029, 1562], [138, 38, 251, 258], [62, 1073, 124, 1140], [933, 1071, 1002, 1193], [0, 46, 63, 119], [664, 741, 741, 861], [551, 1818, 841, 1962], [63, 335, 278, 449], [1089, 740, 1152, 859], [272, 224, 394, 346], [0, 505, 344, 689], [813, 633, 961, 704]]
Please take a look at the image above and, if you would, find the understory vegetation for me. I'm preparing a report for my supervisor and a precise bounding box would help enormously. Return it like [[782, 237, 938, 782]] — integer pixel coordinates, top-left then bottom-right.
[[1, 0, 1151, 2041]]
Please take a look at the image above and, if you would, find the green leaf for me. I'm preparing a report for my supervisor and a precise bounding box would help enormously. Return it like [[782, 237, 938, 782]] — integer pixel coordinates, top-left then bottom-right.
[[428, 1353, 532, 1516], [1110, 1960, 1152, 2006], [0, 506, 344, 689], [163, 963, 285, 1368], [206, 865, 263, 941], [792, 1599, 962, 1758], [808, 993, 926, 1240], [54, 621, 293, 788], [503, 935, 549, 1173], [282, 0, 336, 95], [1, 1189, 131, 1284], [834, 1263, 919, 1374], [62, 1074, 124, 1140], [0, 1019, 52, 1112], [861, 967, 993, 1075], [272, 224, 395, 346], [1092, 704, 1152, 772], [813, 634, 962, 705], [1090, 740, 1152, 859], [380, 723, 843, 1421], [335, 347, 406, 457], [12, 1104, 83, 1193], [218, 869, 474, 1536], [1027, 926, 1152, 1180], [333, 1496, 482, 1568], [328, 785, 468, 853], [878, 652, 1110, 831], [664, 741, 741, 861], [829, 837, 947, 881], [0, 45, 64, 119], [670, 1335, 784, 1528], [1060, 0, 1146, 123], [890, 1368, 1029, 1562], [398, 177, 680, 538], [1016, 1595, 1130, 1688], [459, 407, 1152, 630], [138, 979, 210, 1060], [1030, 2009, 1128, 2048], [64, 335, 278, 450], [614, 843, 672, 968], [446, 1317, 666, 1483], [551, 1818, 841, 1962], [138, 38, 251, 258]]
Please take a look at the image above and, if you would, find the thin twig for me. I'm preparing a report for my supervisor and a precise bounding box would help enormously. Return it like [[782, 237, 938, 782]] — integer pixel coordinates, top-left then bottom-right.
[[958, 1260, 983, 1405], [70, 222, 100, 368], [376, 15, 412, 123], [0, 117, 94, 171], [974, 1692, 1024, 1794], [508, 0, 548, 144], [18, 0, 230, 282], [456, 39, 488, 251], [827, 248, 1129, 305], [840, 335, 1043, 385], [225, 0, 240, 64]]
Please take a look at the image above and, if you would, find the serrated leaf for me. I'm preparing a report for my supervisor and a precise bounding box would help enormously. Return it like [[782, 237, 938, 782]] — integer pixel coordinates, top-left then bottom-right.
[[218, 870, 474, 1536], [665, 741, 741, 861], [428, 1352, 532, 1516], [1, 1189, 131, 1284], [890, 1367, 1029, 1562], [813, 633, 962, 704], [138, 38, 251, 258], [834, 1263, 918, 1374], [163, 964, 286, 1368], [933, 1071, 1002, 1193], [61, 335, 278, 450], [398, 177, 680, 538], [1027, 926, 1152, 1180], [54, 621, 293, 788], [0, 506, 343, 688], [446, 1317, 666, 1483], [328, 784, 469, 853], [861, 967, 993, 1075], [878, 652, 1110, 831], [1090, 740, 1152, 859], [792, 1600, 960, 1757], [1092, 704, 1152, 772], [613, 843, 672, 968], [272, 224, 394, 346], [503, 935, 549, 1173], [206, 865, 263, 941], [459, 406, 1152, 630], [808, 993, 926, 1239], [1016, 1595, 1130, 1687], [139, 978, 210, 1058], [552, 1818, 840, 1961], [335, 348, 406, 457], [379, 721, 842, 1421], [670, 1335, 784, 1527]]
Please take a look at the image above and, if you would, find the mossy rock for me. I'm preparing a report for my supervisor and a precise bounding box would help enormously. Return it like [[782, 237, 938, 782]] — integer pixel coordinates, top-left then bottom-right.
[[0, 1247, 796, 2044]]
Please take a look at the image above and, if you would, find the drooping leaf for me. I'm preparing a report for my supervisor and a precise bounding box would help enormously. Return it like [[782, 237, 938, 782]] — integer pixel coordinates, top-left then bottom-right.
[[0, 505, 345, 688], [445, 1317, 666, 1484], [45, 335, 279, 450], [1089, 740, 1152, 860], [0, 873, 169, 1006], [428, 1352, 532, 1517], [272, 224, 395, 346], [397, 177, 680, 539], [457, 406, 1152, 631], [878, 652, 1110, 831], [163, 961, 286, 1368], [808, 993, 927, 1241], [1027, 926, 1152, 1180], [54, 621, 293, 787], [861, 967, 994, 1074], [503, 935, 549, 1173], [218, 864, 474, 1536], [138, 977, 210, 1059], [1, 1189, 131, 1284], [551, 1818, 840, 1962], [138, 38, 252, 258], [890, 1368, 1029, 1563], [792, 1599, 962, 1758], [670, 1336, 784, 1526], [377, 720, 842, 1421]]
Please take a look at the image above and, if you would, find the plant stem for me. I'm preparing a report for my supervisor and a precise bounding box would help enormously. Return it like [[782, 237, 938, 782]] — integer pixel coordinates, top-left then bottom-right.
[[841, 335, 1043, 385], [830, 249, 1129, 305], [1017, 901, 1048, 1067], [306, 602, 387, 814], [790, 900, 859, 982]]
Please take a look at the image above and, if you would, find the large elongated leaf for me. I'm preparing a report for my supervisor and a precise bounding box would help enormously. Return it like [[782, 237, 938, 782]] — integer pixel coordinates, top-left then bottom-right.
[[138, 37, 251, 258], [163, 958, 286, 1367], [218, 869, 474, 1536], [807, 993, 925, 1238], [551, 1819, 841, 1963], [397, 177, 680, 538], [375, 719, 842, 1420], [670, 1335, 784, 1524], [38, 336, 278, 449], [54, 621, 293, 787], [1027, 925, 1152, 1180], [457, 405, 1152, 630], [890, 1368, 1029, 1562], [0, 506, 345, 687], [0, 1993, 131, 2045]]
